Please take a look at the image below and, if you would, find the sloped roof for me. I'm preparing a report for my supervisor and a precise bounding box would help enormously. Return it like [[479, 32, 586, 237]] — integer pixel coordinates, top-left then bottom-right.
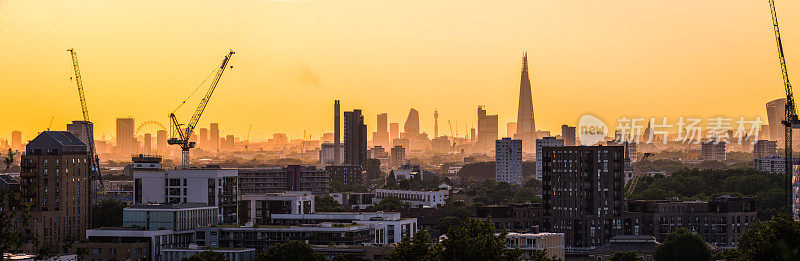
[[26, 131, 87, 152]]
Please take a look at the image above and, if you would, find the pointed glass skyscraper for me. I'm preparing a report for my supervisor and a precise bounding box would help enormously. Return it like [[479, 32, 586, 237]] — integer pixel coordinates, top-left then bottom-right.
[[516, 52, 536, 153]]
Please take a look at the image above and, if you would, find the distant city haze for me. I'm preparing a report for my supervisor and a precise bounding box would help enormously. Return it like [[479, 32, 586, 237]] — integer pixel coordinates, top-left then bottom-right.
[[2, 0, 799, 141]]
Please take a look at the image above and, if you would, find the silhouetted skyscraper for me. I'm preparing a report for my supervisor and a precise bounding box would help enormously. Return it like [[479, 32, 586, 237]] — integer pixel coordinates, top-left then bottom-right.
[[199, 128, 208, 149], [344, 109, 367, 166], [507, 122, 517, 138], [516, 53, 536, 154], [156, 130, 167, 154], [562, 125, 576, 146], [390, 123, 399, 145], [210, 123, 220, 153], [434, 110, 439, 138], [374, 113, 390, 149], [11, 130, 21, 150], [404, 108, 420, 134], [144, 133, 152, 154], [477, 106, 498, 153], [116, 117, 134, 156], [334, 100, 342, 165], [767, 98, 787, 143]]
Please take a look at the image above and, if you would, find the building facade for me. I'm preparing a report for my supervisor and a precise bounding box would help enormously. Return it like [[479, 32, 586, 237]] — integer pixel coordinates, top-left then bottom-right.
[[754, 140, 778, 159], [496, 138, 523, 185], [536, 137, 564, 180], [344, 109, 368, 166], [542, 145, 626, 250], [238, 166, 328, 195], [326, 165, 364, 187], [19, 131, 92, 253], [374, 189, 448, 208]]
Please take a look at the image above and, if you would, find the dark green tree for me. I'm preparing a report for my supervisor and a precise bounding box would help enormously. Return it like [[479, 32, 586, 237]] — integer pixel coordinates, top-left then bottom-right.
[[439, 217, 521, 261], [609, 251, 640, 261], [435, 216, 462, 235], [0, 187, 33, 255], [387, 230, 437, 261], [184, 250, 227, 261], [315, 195, 342, 212], [374, 195, 408, 211], [365, 158, 382, 180], [91, 199, 126, 228], [3, 148, 15, 172], [255, 241, 325, 261], [385, 172, 397, 188], [738, 214, 800, 260], [528, 249, 561, 261], [653, 228, 712, 261]]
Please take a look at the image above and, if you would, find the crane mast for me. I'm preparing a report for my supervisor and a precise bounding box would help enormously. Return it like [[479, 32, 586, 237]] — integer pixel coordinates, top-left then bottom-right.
[[770, 0, 798, 212], [67, 48, 104, 199], [169, 50, 235, 168]]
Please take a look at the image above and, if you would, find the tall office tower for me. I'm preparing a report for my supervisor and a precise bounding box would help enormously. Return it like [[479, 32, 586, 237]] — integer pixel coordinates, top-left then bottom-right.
[[334, 100, 342, 166], [507, 122, 517, 138], [344, 109, 367, 166], [536, 137, 564, 180], [434, 110, 439, 138], [561, 125, 577, 146], [542, 145, 625, 248], [19, 131, 92, 252], [767, 98, 787, 143], [143, 133, 152, 154], [199, 128, 209, 149], [495, 138, 523, 185], [515, 53, 536, 154], [11, 130, 21, 150], [754, 140, 778, 159], [156, 130, 167, 154], [116, 117, 135, 156], [404, 108, 420, 134], [390, 123, 400, 141], [373, 113, 390, 149], [210, 123, 220, 153], [390, 145, 406, 166], [477, 106, 498, 153]]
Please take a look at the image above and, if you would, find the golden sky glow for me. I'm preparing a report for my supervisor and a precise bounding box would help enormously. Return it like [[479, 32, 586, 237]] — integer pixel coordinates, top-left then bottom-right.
[[1, 0, 799, 142]]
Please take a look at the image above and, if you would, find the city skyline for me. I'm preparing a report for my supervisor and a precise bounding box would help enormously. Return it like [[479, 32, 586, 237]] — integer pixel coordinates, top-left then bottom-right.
[[2, 0, 799, 141]]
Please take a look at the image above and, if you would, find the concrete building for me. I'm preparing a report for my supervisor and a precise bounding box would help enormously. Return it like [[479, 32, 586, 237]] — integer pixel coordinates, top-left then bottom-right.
[[374, 189, 448, 208], [157, 130, 168, 155], [196, 223, 379, 251], [536, 137, 564, 180], [116, 117, 135, 156], [754, 155, 799, 175], [542, 145, 626, 250], [270, 211, 418, 245], [319, 143, 345, 166], [124, 203, 219, 231], [330, 192, 374, 210], [390, 123, 400, 142], [345, 109, 368, 166], [334, 100, 342, 166], [625, 197, 757, 248], [390, 145, 406, 166], [515, 53, 537, 154], [476, 203, 542, 232], [496, 138, 523, 185], [506, 232, 565, 260], [562, 125, 576, 146], [238, 166, 329, 194], [238, 192, 315, 225], [19, 131, 92, 253], [754, 140, 778, 159], [701, 141, 726, 161], [390, 163, 425, 181], [198, 128, 208, 150], [477, 106, 499, 153], [326, 165, 364, 187], [132, 163, 239, 224], [370, 146, 389, 160], [66, 120, 93, 146]]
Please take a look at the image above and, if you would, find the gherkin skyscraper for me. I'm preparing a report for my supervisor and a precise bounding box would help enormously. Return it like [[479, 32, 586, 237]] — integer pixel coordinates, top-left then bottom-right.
[[515, 52, 536, 153]]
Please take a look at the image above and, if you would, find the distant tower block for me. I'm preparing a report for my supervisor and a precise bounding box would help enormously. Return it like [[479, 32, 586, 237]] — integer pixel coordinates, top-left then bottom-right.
[[334, 100, 341, 165], [516, 52, 536, 154], [434, 110, 439, 138]]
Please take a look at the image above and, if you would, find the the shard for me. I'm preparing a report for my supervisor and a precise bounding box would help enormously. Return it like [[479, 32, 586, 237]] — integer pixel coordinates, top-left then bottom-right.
[[515, 52, 536, 153]]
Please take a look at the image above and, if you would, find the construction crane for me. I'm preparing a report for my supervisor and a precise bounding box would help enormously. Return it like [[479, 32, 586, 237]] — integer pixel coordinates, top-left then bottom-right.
[[67, 48, 104, 198], [448, 120, 456, 153], [169, 50, 235, 168], [770, 0, 798, 208]]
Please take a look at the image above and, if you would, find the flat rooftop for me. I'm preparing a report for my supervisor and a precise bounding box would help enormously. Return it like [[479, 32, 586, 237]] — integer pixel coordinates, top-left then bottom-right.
[[127, 203, 213, 210]]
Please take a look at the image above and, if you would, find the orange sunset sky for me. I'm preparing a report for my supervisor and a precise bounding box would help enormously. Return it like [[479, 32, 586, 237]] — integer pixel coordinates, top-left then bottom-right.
[[1, 0, 798, 142]]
